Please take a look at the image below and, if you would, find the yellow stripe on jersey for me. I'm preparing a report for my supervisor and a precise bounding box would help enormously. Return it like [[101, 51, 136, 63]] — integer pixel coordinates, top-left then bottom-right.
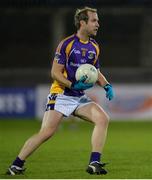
[[65, 40, 75, 60], [56, 34, 75, 53], [79, 39, 89, 44], [50, 81, 64, 94], [50, 69, 68, 94], [90, 41, 100, 65]]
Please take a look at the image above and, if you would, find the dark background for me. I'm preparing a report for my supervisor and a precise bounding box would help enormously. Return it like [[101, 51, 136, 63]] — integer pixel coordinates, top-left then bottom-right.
[[0, 0, 152, 85]]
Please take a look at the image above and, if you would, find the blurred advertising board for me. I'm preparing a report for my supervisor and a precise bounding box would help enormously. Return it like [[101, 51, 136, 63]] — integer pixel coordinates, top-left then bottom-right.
[[2, 84, 152, 120], [36, 85, 50, 119], [86, 84, 152, 120], [0, 87, 36, 118], [36, 84, 152, 120]]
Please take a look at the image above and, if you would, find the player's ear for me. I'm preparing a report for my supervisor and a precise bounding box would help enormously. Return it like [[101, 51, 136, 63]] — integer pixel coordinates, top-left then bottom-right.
[[80, 20, 86, 27]]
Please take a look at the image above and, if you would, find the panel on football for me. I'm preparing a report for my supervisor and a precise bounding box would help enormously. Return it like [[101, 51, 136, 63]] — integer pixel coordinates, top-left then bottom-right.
[[75, 64, 98, 84]]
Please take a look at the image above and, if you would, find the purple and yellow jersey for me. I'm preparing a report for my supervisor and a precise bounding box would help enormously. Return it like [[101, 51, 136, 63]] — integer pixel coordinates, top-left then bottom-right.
[[50, 34, 100, 97]]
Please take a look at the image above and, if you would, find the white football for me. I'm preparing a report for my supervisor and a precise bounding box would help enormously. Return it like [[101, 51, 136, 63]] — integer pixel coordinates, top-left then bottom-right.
[[75, 64, 98, 84]]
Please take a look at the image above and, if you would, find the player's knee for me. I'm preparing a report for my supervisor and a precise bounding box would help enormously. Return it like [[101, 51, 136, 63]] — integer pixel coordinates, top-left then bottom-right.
[[39, 128, 55, 142], [95, 113, 109, 127], [103, 114, 110, 126]]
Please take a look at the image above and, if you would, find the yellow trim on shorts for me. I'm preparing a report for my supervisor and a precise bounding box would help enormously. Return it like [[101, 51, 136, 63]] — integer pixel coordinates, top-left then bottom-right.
[[48, 100, 56, 104]]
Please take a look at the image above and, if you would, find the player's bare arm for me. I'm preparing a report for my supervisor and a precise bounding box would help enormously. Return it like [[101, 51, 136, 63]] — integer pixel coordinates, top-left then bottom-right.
[[51, 61, 72, 88], [97, 69, 109, 87]]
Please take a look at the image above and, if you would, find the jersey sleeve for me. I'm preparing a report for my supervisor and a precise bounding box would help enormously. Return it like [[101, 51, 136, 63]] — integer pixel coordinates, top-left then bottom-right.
[[53, 41, 67, 65], [94, 58, 100, 69], [91, 39, 100, 69]]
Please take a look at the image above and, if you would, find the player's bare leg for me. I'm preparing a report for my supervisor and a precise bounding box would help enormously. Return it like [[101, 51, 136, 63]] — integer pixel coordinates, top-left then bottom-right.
[[18, 110, 63, 159], [75, 102, 109, 152], [7, 110, 63, 175], [74, 102, 109, 174]]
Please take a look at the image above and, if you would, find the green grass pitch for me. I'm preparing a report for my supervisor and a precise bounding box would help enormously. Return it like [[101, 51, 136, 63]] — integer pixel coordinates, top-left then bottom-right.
[[0, 118, 152, 179]]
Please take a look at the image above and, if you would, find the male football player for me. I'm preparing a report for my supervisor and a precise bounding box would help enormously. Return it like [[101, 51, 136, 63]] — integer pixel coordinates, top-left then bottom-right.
[[7, 7, 114, 175]]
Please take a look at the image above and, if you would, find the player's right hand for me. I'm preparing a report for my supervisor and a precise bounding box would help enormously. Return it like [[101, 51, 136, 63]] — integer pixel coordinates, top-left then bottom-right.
[[71, 76, 93, 90]]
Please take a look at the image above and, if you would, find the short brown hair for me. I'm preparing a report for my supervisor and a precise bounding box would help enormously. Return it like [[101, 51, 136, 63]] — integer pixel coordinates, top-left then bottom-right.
[[74, 7, 97, 30]]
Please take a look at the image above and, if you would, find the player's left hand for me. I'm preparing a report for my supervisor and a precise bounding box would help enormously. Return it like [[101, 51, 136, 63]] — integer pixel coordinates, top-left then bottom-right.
[[104, 84, 115, 101], [71, 76, 93, 90]]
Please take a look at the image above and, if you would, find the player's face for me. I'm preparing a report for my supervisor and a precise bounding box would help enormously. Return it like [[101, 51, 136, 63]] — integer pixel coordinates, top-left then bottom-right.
[[85, 11, 99, 36]]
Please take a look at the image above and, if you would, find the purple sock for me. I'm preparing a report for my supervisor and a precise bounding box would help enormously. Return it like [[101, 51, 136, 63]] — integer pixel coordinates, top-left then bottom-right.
[[12, 157, 25, 168], [89, 152, 101, 163]]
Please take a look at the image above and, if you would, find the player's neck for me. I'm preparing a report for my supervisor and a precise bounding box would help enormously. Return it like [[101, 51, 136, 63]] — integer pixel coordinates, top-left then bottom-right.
[[76, 30, 89, 42]]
